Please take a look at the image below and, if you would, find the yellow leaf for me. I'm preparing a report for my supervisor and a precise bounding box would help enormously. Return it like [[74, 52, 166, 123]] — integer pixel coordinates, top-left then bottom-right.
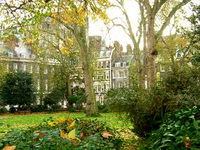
[[48, 122, 58, 126], [57, 117, 67, 123], [67, 120, 76, 130], [67, 129, 76, 139], [60, 129, 76, 140], [3, 145, 16, 150]]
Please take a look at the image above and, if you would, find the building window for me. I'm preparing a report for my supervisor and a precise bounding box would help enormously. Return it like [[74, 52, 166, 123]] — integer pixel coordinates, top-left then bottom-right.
[[125, 70, 128, 77], [8, 52, 13, 57], [6, 63, 9, 72], [45, 80, 48, 91], [13, 63, 18, 71], [19, 53, 25, 58], [37, 79, 40, 90], [113, 71, 116, 78], [44, 67, 48, 74], [21, 63, 26, 71], [36, 65, 39, 73], [115, 62, 121, 67], [119, 71, 124, 78], [30, 64, 33, 73], [106, 71, 109, 79], [106, 61, 110, 68], [124, 62, 126, 67]]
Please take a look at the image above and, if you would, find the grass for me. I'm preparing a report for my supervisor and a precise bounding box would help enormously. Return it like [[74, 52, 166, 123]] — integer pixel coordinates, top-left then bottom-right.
[[0, 112, 132, 134]]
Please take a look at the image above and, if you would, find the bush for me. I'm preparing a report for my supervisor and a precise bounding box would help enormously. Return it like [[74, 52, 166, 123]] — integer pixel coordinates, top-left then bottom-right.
[[30, 105, 48, 112], [1, 71, 36, 106], [107, 87, 155, 137], [67, 105, 77, 112], [107, 68, 200, 138], [9, 107, 17, 113], [44, 88, 64, 106], [0, 107, 8, 114], [51, 104, 62, 112], [68, 93, 86, 111], [98, 103, 110, 113], [142, 106, 200, 149], [0, 118, 123, 150]]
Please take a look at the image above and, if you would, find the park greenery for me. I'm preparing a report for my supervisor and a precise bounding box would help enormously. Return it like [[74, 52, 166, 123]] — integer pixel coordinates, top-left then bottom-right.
[[1, 71, 36, 110], [0, 0, 200, 150]]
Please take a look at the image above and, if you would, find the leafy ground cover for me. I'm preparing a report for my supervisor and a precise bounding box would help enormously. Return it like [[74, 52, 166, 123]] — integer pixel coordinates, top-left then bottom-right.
[[0, 113, 138, 150]]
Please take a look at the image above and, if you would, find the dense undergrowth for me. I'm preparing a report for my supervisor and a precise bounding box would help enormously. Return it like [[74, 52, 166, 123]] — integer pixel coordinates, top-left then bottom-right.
[[141, 106, 200, 149], [0, 118, 123, 150]]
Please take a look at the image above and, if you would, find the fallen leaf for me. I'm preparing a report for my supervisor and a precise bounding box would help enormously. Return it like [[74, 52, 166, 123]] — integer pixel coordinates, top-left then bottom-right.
[[67, 129, 76, 139], [80, 132, 88, 139], [102, 131, 113, 138], [48, 122, 58, 126], [3, 145, 16, 150], [57, 117, 68, 123], [34, 131, 47, 138], [67, 120, 76, 130], [60, 130, 68, 139]]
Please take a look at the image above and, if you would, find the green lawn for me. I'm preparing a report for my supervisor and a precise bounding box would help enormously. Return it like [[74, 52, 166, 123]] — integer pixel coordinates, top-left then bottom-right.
[[0, 112, 132, 134]]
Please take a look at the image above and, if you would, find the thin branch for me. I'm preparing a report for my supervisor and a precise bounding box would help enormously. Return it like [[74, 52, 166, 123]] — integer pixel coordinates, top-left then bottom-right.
[[157, 0, 191, 40]]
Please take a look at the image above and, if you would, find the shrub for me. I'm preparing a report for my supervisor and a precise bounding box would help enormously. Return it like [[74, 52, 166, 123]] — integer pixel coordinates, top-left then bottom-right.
[[51, 104, 62, 112], [9, 107, 17, 113], [142, 106, 200, 149], [68, 93, 86, 111], [1, 71, 36, 107], [0, 107, 8, 114], [43, 88, 64, 106], [0, 118, 123, 150], [107, 68, 200, 138], [67, 105, 77, 112], [98, 103, 110, 113], [107, 87, 156, 137], [30, 105, 48, 112]]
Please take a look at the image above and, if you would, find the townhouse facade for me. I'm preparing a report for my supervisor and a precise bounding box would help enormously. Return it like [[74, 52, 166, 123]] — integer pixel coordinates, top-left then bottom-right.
[[93, 40, 134, 103], [0, 33, 134, 105], [0, 35, 60, 105]]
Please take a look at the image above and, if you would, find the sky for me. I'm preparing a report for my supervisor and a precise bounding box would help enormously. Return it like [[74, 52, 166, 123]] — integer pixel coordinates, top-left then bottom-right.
[[89, 0, 200, 49], [89, 0, 139, 48]]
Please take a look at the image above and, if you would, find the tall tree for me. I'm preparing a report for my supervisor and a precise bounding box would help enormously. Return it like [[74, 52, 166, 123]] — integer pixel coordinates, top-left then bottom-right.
[[0, 0, 109, 116], [110, 0, 191, 88], [1, 71, 36, 108]]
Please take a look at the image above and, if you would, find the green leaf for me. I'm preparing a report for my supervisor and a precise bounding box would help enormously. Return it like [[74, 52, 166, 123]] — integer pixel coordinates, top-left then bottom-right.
[[161, 139, 171, 144], [194, 120, 200, 130]]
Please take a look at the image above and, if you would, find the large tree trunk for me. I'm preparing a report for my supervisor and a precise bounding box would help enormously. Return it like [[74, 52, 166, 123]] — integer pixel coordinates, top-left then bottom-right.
[[75, 25, 99, 117], [146, 15, 157, 87]]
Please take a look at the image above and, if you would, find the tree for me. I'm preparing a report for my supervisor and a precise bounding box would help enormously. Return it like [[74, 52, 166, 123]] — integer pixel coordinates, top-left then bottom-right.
[[0, 0, 109, 116], [110, 0, 191, 88], [1, 71, 36, 108], [0, 63, 7, 106], [156, 34, 191, 72]]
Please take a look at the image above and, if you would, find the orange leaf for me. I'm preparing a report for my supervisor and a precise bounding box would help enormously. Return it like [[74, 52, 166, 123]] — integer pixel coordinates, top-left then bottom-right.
[[102, 131, 113, 138], [80, 132, 88, 139], [60, 130, 68, 139], [35, 131, 46, 138], [3, 145, 16, 150]]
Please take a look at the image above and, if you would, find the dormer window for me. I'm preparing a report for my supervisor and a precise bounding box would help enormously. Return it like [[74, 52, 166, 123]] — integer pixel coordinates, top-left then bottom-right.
[[115, 62, 121, 67]]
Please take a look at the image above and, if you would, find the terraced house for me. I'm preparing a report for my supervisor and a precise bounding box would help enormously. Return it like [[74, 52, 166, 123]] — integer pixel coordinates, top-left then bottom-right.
[[0, 31, 134, 106]]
